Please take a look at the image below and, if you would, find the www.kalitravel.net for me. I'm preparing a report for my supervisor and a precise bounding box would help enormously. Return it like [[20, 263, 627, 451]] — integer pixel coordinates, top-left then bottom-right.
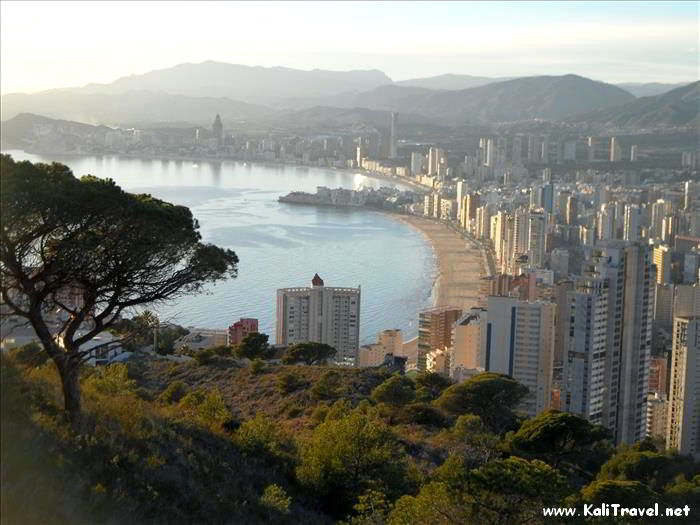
[[543, 503, 693, 518]]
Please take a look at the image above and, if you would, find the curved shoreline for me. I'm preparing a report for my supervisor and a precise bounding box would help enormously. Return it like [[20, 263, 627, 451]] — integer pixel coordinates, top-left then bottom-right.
[[393, 215, 485, 312]]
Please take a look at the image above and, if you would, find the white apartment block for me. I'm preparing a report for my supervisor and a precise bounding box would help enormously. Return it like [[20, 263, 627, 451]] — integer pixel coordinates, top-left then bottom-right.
[[666, 316, 700, 458], [276, 274, 360, 363], [485, 296, 555, 417]]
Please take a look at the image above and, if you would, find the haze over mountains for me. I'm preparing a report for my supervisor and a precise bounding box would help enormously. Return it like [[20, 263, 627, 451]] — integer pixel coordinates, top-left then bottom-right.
[[1, 61, 697, 129]]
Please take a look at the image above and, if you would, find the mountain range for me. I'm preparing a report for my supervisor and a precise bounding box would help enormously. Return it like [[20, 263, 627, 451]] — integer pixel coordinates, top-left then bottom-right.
[[1, 61, 697, 129]]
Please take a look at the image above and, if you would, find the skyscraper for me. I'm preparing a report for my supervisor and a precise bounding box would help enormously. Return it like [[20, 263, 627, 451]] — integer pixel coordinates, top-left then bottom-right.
[[609, 137, 622, 162], [389, 112, 398, 159], [666, 316, 700, 458], [653, 244, 671, 284], [528, 209, 547, 268], [212, 114, 223, 146], [598, 243, 654, 444], [623, 204, 641, 241], [561, 277, 609, 425], [276, 274, 360, 363], [485, 296, 555, 417], [566, 195, 578, 225], [417, 306, 462, 372]]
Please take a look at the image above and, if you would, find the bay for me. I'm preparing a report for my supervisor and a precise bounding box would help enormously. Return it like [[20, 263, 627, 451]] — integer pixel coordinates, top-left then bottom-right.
[[2, 151, 437, 343]]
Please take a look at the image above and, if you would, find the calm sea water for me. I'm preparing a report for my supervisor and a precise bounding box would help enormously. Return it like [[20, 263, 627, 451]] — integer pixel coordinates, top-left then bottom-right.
[[3, 151, 437, 343]]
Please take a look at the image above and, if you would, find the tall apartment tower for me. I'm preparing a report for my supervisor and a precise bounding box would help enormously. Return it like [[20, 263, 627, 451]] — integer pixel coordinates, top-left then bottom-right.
[[565, 195, 578, 226], [485, 296, 555, 417], [417, 306, 463, 371], [653, 244, 672, 284], [584, 243, 654, 444], [609, 137, 622, 162], [276, 274, 360, 363], [528, 209, 547, 268], [451, 308, 488, 377], [212, 114, 223, 146], [666, 316, 700, 458], [561, 278, 609, 425], [389, 112, 398, 159], [623, 204, 641, 241]]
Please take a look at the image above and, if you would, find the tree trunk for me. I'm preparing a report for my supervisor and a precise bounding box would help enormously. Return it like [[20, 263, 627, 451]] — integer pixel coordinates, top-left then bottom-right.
[[58, 358, 82, 425]]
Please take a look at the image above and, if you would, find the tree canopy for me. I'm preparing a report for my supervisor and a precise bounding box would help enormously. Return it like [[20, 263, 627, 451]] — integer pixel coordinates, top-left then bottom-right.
[[0, 155, 238, 421], [434, 372, 528, 433], [371, 374, 416, 406], [282, 342, 336, 365], [233, 332, 271, 360]]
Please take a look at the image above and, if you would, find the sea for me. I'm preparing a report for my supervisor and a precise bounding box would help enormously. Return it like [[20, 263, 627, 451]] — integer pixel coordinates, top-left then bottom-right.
[[2, 151, 438, 344]]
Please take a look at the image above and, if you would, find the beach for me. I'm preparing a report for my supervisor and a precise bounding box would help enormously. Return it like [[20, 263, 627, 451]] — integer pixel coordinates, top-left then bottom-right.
[[398, 215, 485, 312]]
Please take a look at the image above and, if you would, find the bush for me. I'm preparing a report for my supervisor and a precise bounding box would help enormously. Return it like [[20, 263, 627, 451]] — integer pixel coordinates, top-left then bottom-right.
[[235, 414, 290, 460], [177, 389, 231, 427], [260, 484, 291, 514], [311, 370, 342, 400], [158, 380, 189, 404], [83, 363, 136, 396], [250, 358, 266, 374], [395, 403, 450, 427], [371, 375, 415, 406], [277, 371, 305, 394], [9, 342, 48, 368], [194, 348, 215, 365]]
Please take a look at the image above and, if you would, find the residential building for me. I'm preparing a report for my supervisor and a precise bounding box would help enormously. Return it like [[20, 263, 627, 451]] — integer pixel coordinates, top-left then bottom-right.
[[417, 306, 462, 371], [484, 296, 555, 417], [276, 274, 360, 363], [666, 316, 700, 457], [227, 318, 259, 346]]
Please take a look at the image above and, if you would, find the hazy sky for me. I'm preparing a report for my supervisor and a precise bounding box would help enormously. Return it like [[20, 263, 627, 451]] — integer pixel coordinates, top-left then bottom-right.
[[1, 1, 698, 94]]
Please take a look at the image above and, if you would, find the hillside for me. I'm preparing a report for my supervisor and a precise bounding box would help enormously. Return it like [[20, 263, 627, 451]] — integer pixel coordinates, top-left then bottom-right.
[[2, 346, 699, 524], [395, 73, 511, 90], [0, 90, 271, 127], [616, 81, 695, 98], [64, 61, 392, 104], [333, 74, 635, 124], [573, 81, 700, 128], [0, 113, 113, 151]]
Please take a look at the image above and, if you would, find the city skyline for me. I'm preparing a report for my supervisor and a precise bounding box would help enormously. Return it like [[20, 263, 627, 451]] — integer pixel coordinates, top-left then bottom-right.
[[1, 1, 697, 94]]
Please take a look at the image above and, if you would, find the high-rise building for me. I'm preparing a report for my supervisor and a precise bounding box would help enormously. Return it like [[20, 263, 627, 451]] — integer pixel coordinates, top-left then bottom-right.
[[428, 147, 444, 176], [485, 296, 555, 416], [685, 180, 694, 211], [389, 112, 398, 159], [550, 248, 569, 281], [609, 137, 622, 162], [485, 139, 495, 167], [566, 195, 578, 225], [528, 209, 547, 268], [417, 306, 462, 371], [623, 204, 641, 241], [630, 145, 639, 162], [456, 180, 466, 221], [649, 355, 668, 395], [379, 329, 403, 356], [561, 277, 609, 425], [597, 204, 616, 241], [410, 152, 424, 176], [587, 136, 596, 162], [451, 308, 487, 377], [276, 274, 360, 363], [227, 318, 259, 346], [553, 280, 575, 366], [666, 316, 700, 457], [585, 243, 654, 444], [212, 114, 223, 146], [653, 244, 672, 284]]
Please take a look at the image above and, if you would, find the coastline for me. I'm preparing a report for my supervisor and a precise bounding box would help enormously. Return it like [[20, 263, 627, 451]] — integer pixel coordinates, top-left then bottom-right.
[[394, 215, 484, 312]]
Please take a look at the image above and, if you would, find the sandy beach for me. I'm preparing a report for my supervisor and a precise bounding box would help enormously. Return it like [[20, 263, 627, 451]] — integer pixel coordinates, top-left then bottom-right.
[[398, 215, 485, 312]]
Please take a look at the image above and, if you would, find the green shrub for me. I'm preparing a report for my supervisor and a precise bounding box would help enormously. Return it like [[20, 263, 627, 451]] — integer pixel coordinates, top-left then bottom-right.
[[395, 403, 450, 427], [311, 370, 342, 400], [277, 371, 306, 394], [250, 358, 266, 374], [235, 413, 288, 459], [194, 348, 215, 365], [9, 342, 48, 367], [371, 375, 415, 406], [158, 380, 189, 404], [260, 484, 291, 514], [83, 363, 136, 396]]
